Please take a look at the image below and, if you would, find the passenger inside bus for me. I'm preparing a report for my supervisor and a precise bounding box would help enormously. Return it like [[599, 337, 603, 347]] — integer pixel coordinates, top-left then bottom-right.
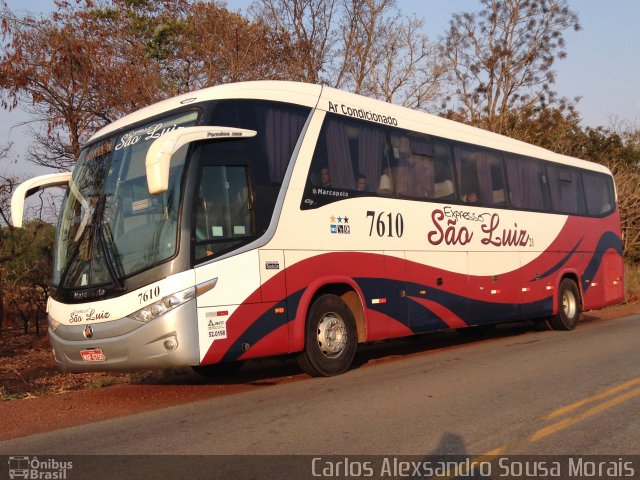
[[378, 168, 393, 195], [356, 174, 367, 191], [464, 191, 479, 203], [320, 166, 331, 187]]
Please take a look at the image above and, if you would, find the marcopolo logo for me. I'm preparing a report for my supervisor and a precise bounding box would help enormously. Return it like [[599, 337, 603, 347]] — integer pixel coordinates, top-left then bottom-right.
[[8, 456, 73, 479]]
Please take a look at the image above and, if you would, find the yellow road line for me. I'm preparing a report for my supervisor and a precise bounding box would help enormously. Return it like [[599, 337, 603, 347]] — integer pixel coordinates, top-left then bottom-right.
[[543, 377, 640, 420], [434, 377, 640, 480], [475, 378, 640, 460], [528, 386, 640, 443]]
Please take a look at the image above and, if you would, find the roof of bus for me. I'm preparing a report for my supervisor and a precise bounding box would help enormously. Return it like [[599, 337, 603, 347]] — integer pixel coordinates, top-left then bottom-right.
[[89, 81, 322, 142], [89, 80, 610, 175]]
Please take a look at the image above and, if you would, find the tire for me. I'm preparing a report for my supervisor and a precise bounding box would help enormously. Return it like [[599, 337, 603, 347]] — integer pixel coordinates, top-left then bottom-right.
[[297, 294, 358, 377], [549, 278, 581, 331]]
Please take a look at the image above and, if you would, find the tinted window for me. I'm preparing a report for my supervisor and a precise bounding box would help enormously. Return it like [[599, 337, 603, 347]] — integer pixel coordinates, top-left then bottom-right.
[[453, 145, 506, 206], [208, 100, 310, 183], [582, 170, 615, 215], [546, 164, 585, 214], [194, 165, 253, 260], [303, 114, 392, 208], [390, 133, 455, 201], [302, 111, 612, 218], [202, 100, 310, 235], [504, 154, 548, 211], [303, 114, 458, 209]]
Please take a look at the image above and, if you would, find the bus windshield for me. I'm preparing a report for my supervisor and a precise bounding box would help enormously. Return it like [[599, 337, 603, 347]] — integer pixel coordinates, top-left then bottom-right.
[[53, 111, 198, 289]]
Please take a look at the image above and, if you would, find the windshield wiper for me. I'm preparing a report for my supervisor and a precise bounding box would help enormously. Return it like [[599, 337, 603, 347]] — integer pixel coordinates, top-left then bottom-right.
[[92, 194, 126, 291], [97, 221, 126, 291], [59, 193, 125, 291], [57, 220, 93, 289]]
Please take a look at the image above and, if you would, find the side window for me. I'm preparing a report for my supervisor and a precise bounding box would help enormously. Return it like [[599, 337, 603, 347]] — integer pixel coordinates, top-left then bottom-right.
[[546, 164, 585, 214], [389, 133, 455, 201], [207, 100, 310, 233], [392, 133, 432, 199], [453, 145, 506, 206], [391, 133, 425, 198], [194, 165, 254, 261], [432, 142, 456, 200], [208, 101, 310, 184], [504, 154, 548, 211], [303, 114, 391, 208], [582, 170, 615, 215]]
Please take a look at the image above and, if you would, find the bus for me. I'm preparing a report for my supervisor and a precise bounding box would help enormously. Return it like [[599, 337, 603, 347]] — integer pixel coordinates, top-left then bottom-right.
[[8, 456, 30, 480], [11, 81, 624, 377]]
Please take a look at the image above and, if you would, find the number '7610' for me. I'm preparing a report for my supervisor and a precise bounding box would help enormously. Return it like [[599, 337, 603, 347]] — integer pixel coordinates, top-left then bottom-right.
[[366, 210, 404, 238], [138, 286, 161, 304]]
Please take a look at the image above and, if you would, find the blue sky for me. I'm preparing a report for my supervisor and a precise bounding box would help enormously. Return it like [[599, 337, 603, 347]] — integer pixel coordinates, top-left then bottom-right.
[[1, 0, 639, 176], [227, 0, 640, 128]]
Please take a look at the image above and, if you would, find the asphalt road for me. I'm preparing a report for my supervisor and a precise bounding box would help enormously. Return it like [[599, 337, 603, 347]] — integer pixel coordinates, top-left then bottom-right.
[[1, 313, 639, 477]]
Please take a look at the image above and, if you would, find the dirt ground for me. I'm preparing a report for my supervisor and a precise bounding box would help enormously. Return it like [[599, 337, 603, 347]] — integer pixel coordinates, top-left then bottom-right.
[[1, 302, 638, 441]]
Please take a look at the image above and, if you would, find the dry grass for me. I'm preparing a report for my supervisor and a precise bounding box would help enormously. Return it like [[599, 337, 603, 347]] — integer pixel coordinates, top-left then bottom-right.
[[0, 328, 142, 401]]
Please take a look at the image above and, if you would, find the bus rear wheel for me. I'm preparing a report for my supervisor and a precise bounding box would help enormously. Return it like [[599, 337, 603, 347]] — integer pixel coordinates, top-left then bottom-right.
[[297, 294, 357, 377], [549, 278, 581, 331]]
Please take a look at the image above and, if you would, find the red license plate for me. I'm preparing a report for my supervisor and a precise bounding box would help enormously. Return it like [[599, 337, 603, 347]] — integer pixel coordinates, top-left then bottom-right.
[[80, 349, 107, 362]]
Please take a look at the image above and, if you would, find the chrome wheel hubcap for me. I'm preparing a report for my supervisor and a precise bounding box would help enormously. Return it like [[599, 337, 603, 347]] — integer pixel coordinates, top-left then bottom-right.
[[562, 290, 577, 319], [317, 313, 347, 358]]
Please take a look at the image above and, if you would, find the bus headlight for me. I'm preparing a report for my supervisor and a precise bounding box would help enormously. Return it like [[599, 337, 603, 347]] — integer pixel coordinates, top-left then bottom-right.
[[130, 287, 196, 323]]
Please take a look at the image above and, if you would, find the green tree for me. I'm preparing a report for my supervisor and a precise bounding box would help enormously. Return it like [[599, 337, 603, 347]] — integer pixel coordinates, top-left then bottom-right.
[[499, 102, 586, 156], [580, 126, 640, 261], [1, 144, 58, 336], [0, 221, 55, 335]]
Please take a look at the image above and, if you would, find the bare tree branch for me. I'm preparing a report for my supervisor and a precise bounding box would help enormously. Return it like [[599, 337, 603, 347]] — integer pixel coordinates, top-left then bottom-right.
[[442, 0, 580, 133]]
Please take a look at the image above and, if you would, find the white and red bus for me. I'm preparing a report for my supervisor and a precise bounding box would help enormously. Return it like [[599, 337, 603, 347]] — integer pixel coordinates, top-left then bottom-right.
[[12, 81, 624, 376]]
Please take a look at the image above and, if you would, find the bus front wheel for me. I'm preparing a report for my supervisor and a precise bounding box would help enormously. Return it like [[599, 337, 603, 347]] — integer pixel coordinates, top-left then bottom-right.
[[549, 278, 581, 331], [297, 294, 357, 377]]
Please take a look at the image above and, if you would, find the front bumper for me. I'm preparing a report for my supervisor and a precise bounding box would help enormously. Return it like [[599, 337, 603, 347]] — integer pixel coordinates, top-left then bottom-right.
[[49, 300, 200, 372]]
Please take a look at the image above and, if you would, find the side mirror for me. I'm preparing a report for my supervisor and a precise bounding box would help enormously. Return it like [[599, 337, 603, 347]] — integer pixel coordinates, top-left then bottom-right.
[[145, 126, 257, 194], [11, 172, 72, 228]]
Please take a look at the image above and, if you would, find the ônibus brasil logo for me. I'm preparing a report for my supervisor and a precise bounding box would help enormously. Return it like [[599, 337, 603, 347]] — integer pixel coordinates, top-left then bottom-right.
[[8, 456, 73, 479]]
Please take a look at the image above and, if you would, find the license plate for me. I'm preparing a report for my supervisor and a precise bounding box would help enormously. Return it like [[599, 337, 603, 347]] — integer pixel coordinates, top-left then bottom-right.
[[80, 348, 107, 362]]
